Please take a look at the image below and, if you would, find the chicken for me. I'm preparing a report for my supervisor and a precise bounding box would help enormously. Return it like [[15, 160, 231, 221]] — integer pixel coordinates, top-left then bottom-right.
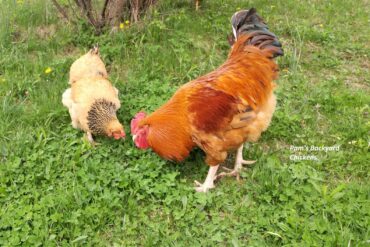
[[62, 46, 125, 144], [68, 46, 108, 84], [131, 8, 283, 192]]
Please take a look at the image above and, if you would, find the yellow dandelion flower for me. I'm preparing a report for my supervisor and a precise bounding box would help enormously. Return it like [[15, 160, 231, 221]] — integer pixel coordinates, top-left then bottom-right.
[[282, 68, 289, 72], [120, 23, 124, 29], [319, 24, 323, 28], [125, 20, 130, 25], [236, 7, 241, 11], [44, 67, 52, 74]]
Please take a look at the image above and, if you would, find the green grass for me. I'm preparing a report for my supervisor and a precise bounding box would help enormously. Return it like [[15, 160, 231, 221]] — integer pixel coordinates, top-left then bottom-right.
[[0, 0, 369, 246]]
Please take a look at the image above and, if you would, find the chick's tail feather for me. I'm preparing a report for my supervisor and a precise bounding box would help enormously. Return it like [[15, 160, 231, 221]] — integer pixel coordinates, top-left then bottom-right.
[[62, 88, 73, 108], [90, 44, 99, 55]]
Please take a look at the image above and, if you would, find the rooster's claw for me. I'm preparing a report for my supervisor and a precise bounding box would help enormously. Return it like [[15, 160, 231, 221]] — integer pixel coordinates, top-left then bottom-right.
[[194, 180, 215, 193]]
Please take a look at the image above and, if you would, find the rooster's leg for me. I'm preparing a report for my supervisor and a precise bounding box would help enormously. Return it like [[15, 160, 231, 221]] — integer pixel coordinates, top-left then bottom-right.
[[216, 144, 256, 180], [234, 144, 256, 169], [194, 165, 219, 193]]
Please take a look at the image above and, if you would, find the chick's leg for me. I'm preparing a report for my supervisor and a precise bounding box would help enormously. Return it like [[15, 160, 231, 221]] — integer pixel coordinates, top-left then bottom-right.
[[216, 144, 256, 180], [70, 103, 80, 129], [86, 132, 94, 142], [195, 0, 200, 10], [85, 132, 97, 145], [194, 165, 219, 193]]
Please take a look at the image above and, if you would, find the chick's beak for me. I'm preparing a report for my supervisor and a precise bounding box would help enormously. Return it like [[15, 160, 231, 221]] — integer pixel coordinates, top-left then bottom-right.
[[113, 131, 126, 140]]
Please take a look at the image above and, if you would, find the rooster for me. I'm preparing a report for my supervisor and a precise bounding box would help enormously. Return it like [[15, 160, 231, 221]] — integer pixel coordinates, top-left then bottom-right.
[[131, 8, 283, 192], [62, 46, 125, 144]]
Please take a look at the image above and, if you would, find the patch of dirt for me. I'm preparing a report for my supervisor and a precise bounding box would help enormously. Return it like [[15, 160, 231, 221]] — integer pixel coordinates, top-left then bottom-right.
[[62, 45, 81, 57], [361, 58, 370, 69], [343, 55, 370, 90], [305, 41, 322, 52], [10, 25, 27, 43], [36, 24, 56, 39], [345, 81, 370, 90]]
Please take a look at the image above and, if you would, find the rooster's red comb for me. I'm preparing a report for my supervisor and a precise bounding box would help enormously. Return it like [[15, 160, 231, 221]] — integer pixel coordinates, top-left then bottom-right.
[[130, 112, 147, 134]]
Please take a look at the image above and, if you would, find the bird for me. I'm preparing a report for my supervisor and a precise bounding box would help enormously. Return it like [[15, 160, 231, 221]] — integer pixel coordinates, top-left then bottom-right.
[[62, 46, 125, 144], [131, 8, 283, 192]]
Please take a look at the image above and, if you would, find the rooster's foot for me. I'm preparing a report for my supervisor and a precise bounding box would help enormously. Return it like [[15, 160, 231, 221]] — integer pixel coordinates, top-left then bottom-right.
[[216, 144, 256, 181], [216, 168, 241, 180], [194, 180, 215, 193], [216, 160, 255, 181], [194, 165, 219, 193]]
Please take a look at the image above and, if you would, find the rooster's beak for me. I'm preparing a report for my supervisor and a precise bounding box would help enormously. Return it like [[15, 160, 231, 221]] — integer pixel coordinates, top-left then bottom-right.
[[132, 134, 137, 142]]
